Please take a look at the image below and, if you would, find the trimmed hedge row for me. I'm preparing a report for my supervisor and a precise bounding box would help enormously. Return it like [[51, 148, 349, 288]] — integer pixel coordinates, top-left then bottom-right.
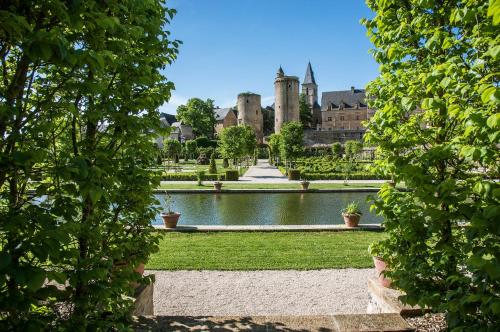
[[303, 173, 389, 180], [162, 173, 225, 181], [225, 170, 239, 181]]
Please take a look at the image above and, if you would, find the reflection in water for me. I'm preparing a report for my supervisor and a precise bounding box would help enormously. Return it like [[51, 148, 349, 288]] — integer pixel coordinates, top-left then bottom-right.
[[153, 192, 381, 226]]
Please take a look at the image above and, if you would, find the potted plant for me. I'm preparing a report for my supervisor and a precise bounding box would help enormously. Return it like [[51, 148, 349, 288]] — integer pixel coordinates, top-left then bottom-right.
[[341, 201, 362, 227], [300, 172, 310, 191], [160, 193, 181, 228], [213, 181, 223, 191], [368, 243, 392, 288]]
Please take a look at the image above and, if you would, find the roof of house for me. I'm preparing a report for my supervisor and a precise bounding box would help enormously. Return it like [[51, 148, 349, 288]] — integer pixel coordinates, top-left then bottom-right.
[[303, 62, 316, 85], [160, 112, 177, 125], [321, 88, 367, 111], [213, 107, 235, 121]]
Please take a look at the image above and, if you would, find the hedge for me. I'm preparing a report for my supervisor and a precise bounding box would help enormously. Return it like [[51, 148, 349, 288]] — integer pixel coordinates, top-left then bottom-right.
[[162, 173, 224, 181], [303, 173, 389, 180], [225, 170, 239, 181], [288, 169, 301, 180]]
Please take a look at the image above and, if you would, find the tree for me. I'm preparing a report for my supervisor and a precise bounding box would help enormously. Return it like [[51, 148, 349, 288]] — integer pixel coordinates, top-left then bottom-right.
[[299, 93, 312, 128], [218, 125, 256, 167], [268, 133, 281, 165], [344, 140, 363, 160], [184, 140, 198, 161], [331, 142, 342, 159], [176, 98, 215, 137], [164, 139, 182, 163], [363, 0, 499, 329], [0, 0, 179, 329], [279, 121, 304, 169]]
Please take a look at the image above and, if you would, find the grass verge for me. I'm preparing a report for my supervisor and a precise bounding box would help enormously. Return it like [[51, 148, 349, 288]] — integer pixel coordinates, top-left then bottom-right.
[[146, 231, 386, 270]]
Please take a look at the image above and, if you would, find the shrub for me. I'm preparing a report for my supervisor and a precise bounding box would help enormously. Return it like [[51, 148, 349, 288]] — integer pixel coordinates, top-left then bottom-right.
[[222, 158, 229, 168], [287, 169, 301, 180], [162, 173, 221, 181], [225, 170, 239, 181], [196, 170, 205, 186], [208, 152, 217, 174]]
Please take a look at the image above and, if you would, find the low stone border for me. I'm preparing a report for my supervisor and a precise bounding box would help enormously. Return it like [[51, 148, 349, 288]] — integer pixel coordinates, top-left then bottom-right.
[[153, 224, 383, 232], [154, 188, 381, 194]]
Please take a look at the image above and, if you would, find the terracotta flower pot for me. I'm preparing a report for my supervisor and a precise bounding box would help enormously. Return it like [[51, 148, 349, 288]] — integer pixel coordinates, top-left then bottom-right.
[[161, 212, 181, 228], [342, 213, 360, 227], [373, 256, 392, 288], [300, 181, 310, 191], [214, 182, 223, 191]]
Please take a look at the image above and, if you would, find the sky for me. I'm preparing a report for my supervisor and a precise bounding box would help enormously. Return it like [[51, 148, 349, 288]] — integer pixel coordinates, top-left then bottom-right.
[[160, 0, 379, 115]]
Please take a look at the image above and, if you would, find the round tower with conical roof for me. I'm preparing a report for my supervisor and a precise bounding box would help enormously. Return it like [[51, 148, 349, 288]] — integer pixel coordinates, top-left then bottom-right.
[[237, 92, 263, 142], [274, 66, 299, 133]]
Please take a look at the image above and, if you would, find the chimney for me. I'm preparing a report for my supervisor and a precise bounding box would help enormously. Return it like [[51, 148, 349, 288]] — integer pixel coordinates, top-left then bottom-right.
[[351, 86, 355, 94]]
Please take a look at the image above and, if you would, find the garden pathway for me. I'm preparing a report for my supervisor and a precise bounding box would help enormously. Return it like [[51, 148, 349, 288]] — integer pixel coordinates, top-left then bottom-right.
[[239, 159, 288, 183], [150, 269, 374, 316]]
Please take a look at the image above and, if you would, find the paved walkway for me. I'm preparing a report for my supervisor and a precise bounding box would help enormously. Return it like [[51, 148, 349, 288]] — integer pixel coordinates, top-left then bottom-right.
[[239, 159, 288, 183]]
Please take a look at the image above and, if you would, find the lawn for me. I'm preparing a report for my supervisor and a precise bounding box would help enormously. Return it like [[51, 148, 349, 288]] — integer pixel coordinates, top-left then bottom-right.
[[158, 182, 383, 190], [160, 159, 249, 175], [146, 231, 386, 270]]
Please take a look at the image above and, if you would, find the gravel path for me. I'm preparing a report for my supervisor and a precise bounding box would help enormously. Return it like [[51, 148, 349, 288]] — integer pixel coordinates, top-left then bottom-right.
[[239, 160, 288, 183], [151, 269, 374, 316]]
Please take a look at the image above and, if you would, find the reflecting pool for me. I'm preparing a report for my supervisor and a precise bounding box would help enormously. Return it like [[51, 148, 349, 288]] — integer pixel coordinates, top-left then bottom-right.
[[153, 192, 382, 226]]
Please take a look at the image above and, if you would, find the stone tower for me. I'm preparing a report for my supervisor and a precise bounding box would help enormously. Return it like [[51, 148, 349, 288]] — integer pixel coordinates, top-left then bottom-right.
[[274, 66, 299, 133], [237, 92, 263, 142], [302, 62, 321, 127]]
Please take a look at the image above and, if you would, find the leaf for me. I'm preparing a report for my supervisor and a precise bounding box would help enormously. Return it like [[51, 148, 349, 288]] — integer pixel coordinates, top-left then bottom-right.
[[0, 252, 11, 270], [481, 86, 496, 103], [486, 113, 500, 129], [27, 270, 46, 291], [485, 45, 500, 60]]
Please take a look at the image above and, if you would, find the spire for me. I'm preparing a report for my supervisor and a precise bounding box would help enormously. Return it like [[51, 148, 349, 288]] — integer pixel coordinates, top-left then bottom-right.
[[303, 62, 316, 85], [277, 66, 284, 77]]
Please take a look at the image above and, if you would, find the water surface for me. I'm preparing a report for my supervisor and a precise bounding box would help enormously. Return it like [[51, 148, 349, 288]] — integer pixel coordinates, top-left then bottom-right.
[[153, 192, 382, 226]]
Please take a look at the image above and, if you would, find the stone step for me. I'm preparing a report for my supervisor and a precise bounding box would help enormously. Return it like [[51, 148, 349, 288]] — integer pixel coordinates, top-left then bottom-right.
[[133, 314, 415, 331]]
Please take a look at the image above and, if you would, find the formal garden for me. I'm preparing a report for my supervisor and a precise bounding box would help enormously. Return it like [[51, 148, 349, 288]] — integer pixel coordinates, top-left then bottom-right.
[[0, 0, 498, 331]]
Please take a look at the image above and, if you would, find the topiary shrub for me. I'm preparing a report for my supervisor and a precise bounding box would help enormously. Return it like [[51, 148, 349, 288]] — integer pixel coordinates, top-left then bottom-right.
[[225, 170, 239, 181], [208, 152, 217, 174], [287, 169, 301, 180]]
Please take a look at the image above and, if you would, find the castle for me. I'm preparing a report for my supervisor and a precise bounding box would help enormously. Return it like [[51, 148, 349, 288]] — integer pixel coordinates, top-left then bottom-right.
[[219, 63, 374, 145], [164, 63, 374, 146]]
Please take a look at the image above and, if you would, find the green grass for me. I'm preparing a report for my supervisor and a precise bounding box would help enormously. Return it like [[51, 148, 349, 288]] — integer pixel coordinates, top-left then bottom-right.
[[159, 159, 249, 175], [146, 231, 386, 270], [158, 182, 383, 190]]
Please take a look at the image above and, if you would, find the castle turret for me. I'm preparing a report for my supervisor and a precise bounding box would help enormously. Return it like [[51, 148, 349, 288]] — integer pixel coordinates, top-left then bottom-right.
[[237, 92, 263, 142], [274, 67, 299, 133], [302, 62, 321, 127]]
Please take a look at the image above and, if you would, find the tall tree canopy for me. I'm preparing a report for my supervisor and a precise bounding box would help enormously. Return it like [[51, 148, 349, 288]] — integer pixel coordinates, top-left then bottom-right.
[[176, 98, 215, 138], [363, 0, 499, 329], [299, 93, 312, 128], [218, 125, 256, 164], [0, 0, 179, 329], [279, 121, 304, 167]]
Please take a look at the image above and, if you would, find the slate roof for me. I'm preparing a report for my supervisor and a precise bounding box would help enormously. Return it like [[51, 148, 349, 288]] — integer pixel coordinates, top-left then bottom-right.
[[321, 88, 367, 112], [213, 107, 235, 121], [303, 62, 316, 85], [160, 112, 177, 125]]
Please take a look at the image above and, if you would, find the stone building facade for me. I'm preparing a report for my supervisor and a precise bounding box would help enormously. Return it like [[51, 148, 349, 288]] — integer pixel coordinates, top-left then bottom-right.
[[214, 107, 237, 136], [302, 62, 322, 128], [274, 67, 299, 133], [237, 92, 264, 142]]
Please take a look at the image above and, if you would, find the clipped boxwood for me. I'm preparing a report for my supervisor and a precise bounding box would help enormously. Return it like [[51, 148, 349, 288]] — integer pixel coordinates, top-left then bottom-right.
[[303, 173, 389, 180], [225, 170, 239, 181], [288, 169, 301, 180], [162, 173, 219, 181]]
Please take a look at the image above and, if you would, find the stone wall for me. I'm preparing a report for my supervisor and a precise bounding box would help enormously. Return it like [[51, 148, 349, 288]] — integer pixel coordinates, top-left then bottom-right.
[[237, 93, 263, 142], [274, 76, 299, 133]]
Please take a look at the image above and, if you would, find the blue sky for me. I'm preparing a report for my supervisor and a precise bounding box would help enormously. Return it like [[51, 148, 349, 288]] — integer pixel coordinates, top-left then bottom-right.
[[160, 0, 378, 114]]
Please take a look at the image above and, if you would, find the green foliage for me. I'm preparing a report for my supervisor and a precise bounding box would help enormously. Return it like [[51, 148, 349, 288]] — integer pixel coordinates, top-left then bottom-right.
[[331, 142, 342, 159], [184, 140, 198, 161], [176, 98, 215, 138], [341, 201, 362, 216], [218, 125, 257, 163], [222, 158, 229, 168], [344, 140, 363, 160], [279, 121, 304, 167], [162, 173, 222, 181], [0, 0, 179, 329], [267, 133, 281, 164], [225, 170, 239, 181], [196, 170, 205, 186], [299, 93, 312, 127], [363, 0, 499, 329], [163, 139, 182, 162], [208, 152, 217, 174], [287, 169, 301, 180]]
